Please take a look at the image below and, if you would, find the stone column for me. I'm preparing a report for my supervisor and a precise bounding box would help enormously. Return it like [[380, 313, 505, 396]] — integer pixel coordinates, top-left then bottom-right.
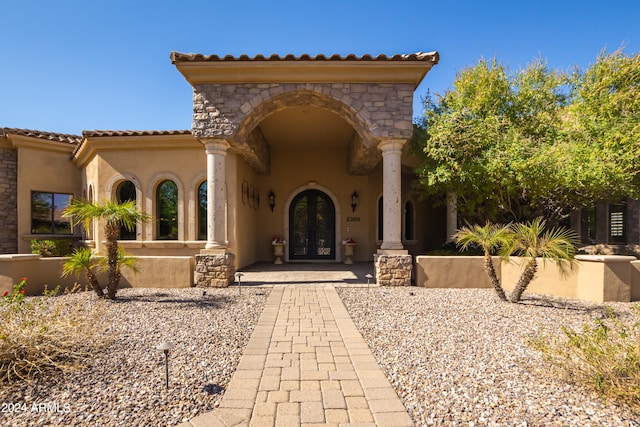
[[375, 139, 412, 286], [446, 191, 457, 243], [194, 138, 235, 287], [204, 139, 229, 249], [378, 139, 405, 250]]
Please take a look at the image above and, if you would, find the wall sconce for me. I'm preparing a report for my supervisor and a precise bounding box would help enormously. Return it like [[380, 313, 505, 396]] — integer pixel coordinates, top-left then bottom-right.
[[351, 191, 359, 213], [269, 191, 275, 212], [241, 181, 249, 205]]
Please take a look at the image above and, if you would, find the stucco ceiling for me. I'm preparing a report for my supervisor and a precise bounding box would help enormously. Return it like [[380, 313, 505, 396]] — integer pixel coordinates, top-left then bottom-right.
[[258, 106, 355, 149]]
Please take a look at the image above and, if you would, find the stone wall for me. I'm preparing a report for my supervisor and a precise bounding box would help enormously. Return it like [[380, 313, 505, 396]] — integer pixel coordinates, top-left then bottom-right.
[[194, 253, 236, 288], [375, 254, 412, 286], [0, 148, 17, 254]]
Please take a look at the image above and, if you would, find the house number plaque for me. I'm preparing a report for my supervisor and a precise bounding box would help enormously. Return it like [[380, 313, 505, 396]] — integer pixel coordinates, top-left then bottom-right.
[[346, 217, 360, 222]]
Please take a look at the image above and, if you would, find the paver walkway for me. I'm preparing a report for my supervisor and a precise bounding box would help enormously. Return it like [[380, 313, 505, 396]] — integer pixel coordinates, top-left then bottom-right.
[[180, 284, 413, 427]]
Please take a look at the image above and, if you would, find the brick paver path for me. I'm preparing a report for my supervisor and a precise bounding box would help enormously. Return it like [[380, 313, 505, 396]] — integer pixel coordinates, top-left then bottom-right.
[[180, 285, 413, 427]]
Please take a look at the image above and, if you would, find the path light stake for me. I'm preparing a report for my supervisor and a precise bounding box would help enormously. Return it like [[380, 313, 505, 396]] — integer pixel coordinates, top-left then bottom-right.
[[156, 342, 174, 389], [236, 272, 244, 295], [365, 274, 373, 293]]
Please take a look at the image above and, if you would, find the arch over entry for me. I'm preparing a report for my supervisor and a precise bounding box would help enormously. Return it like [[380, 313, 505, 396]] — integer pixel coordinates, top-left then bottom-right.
[[288, 189, 336, 260], [233, 89, 381, 175]]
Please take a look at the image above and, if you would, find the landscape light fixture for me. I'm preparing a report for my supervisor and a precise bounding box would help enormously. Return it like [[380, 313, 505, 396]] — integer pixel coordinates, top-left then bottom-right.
[[351, 191, 359, 213], [156, 341, 174, 389], [365, 273, 373, 292], [236, 272, 244, 295], [268, 191, 275, 212]]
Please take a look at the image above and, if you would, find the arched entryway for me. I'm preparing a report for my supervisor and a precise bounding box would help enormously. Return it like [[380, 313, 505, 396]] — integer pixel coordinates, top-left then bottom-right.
[[289, 190, 336, 260]]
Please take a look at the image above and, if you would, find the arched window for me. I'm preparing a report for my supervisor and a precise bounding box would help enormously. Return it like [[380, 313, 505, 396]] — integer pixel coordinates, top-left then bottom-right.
[[157, 180, 178, 240], [197, 181, 207, 241], [116, 180, 137, 240], [404, 200, 414, 241]]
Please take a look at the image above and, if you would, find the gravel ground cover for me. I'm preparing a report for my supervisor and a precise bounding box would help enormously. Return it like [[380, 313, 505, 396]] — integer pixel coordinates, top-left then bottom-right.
[[337, 287, 640, 427], [0, 287, 270, 427]]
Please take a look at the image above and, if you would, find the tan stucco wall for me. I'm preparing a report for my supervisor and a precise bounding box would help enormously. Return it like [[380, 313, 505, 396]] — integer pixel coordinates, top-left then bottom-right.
[[80, 137, 206, 256], [0, 255, 193, 295], [415, 256, 497, 288], [416, 255, 636, 303], [17, 145, 82, 253], [501, 257, 579, 299]]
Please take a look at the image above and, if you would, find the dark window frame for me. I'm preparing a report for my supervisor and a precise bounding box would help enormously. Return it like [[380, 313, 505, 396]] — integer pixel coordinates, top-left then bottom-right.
[[31, 191, 73, 235]]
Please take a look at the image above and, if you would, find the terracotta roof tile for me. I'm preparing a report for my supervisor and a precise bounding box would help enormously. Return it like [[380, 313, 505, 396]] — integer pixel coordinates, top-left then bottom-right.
[[1, 127, 83, 145], [170, 52, 439, 64], [82, 130, 192, 137]]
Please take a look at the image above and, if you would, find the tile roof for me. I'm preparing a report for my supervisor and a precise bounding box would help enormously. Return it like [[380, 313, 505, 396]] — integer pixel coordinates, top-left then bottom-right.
[[1, 127, 83, 145], [82, 130, 192, 137], [170, 52, 439, 64]]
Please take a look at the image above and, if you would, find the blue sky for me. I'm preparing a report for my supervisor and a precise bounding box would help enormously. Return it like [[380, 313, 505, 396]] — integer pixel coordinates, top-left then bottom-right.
[[1, 0, 638, 135]]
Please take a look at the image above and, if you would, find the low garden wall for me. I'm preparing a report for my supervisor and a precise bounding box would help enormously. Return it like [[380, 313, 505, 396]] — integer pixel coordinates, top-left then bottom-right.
[[0, 255, 194, 295], [416, 255, 639, 303]]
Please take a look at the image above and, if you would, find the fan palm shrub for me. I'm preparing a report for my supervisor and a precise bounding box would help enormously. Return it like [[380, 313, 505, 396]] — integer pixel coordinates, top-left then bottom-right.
[[454, 218, 577, 303], [454, 222, 513, 301], [505, 217, 578, 302], [63, 199, 150, 299]]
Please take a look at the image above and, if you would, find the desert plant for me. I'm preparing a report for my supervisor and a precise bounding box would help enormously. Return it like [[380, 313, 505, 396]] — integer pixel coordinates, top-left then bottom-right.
[[62, 248, 103, 298], [63, 199, 150, 299], [506, 217, 578, 302], [454, 222, 513, 301], [30, 239, 73, 257], [62, 247, 138, 299], [529, 306, 640, 411], [0, 279, 110, 382]]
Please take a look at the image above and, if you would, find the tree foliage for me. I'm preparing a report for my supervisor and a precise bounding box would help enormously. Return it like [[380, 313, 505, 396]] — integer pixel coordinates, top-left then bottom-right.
[[414, 49, 640, 225]]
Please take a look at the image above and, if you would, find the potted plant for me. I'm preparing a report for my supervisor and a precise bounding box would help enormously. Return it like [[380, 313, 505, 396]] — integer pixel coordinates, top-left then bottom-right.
[[342, 238, 356, 264], [272, 237, 286, 264]]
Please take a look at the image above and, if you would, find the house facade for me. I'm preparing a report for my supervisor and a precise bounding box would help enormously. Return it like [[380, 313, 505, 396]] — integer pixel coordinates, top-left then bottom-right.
[[0, 52, 449, 286]]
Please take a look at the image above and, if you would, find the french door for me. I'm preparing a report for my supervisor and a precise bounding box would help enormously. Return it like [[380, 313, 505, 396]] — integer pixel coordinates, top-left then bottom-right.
[[289, 190, 335, 260]]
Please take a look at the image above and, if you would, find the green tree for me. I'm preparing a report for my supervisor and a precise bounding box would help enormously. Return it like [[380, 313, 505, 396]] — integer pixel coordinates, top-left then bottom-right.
[[63, 200, 150, 299], [414, 50, 640, 225], [454, 222, 512, 302]]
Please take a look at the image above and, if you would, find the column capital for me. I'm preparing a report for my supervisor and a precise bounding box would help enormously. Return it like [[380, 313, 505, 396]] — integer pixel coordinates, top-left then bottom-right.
[[377, 138, 407, 153], [199, 137, 230, 153]]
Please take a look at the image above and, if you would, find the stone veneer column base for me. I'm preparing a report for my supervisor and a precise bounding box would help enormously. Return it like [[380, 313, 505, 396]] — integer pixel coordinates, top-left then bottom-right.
[[194, 253, 236, 288], [374, 254, 413, 286]]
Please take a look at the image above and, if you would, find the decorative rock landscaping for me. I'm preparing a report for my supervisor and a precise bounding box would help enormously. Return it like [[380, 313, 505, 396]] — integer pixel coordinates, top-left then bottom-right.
[[337, 287, 640, 426], [0, 287, 269, 427]]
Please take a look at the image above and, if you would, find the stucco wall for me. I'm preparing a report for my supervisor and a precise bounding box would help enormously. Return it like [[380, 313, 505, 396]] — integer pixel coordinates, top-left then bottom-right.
[[0, 255, 193, 295], [415, 256, 497, 288], [17, 146, 82, 253], [416, 255, 637, 303]]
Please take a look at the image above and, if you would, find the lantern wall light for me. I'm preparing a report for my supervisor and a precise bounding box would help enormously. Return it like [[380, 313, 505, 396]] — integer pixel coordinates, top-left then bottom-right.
[[268, 191, 275, 212], [351, 191, 359, 213]]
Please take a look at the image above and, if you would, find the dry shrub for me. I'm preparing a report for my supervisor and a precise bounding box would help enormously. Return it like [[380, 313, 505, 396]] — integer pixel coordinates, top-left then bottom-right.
[[0, 280, 112, 383], [530, 306, 640, 411]]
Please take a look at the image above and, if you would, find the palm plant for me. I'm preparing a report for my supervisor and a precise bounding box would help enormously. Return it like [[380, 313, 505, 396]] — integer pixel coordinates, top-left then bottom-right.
[[62, 247, 103, 297], [454, 222, 513, 301], [506, 217, 577, 302], [63, 199, 150, 299]]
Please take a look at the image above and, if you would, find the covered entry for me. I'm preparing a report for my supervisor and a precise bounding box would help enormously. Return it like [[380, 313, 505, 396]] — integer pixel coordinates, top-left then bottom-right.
[[289, 189, 335, 260]]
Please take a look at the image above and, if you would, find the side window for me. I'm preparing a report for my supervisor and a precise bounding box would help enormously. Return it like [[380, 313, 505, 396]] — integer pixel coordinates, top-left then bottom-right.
[[157, 180, 178, 240], [31, 191, 72, 234], [609, 203, 626, 244], [198, 181, 207, 240], [116, 180, 137, 240], [377, 196, 383, 241]]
